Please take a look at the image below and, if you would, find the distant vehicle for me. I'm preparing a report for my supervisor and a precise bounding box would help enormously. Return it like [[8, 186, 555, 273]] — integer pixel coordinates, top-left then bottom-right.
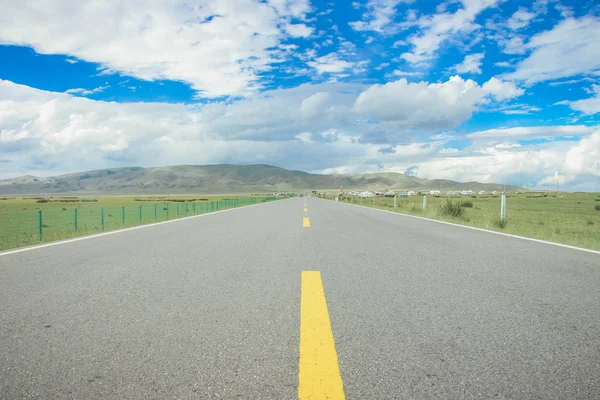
[[359, 191, 374, 198], [384, 191, 395, 197]]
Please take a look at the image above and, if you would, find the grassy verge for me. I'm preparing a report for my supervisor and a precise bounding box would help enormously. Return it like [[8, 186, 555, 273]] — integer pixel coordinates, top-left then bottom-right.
[[0, 195, 284, 251], [327, 192, 600, 251]]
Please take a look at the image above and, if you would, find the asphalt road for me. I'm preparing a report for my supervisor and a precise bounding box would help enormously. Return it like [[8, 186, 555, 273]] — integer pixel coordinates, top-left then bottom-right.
[[1, 197, 599, 399]]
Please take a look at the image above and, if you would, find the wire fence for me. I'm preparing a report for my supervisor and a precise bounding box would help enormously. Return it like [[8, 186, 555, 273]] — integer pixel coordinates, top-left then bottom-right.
[[322, 192, 599, 251], [328, 193, 507, 222], [0, 196, 281, 251]]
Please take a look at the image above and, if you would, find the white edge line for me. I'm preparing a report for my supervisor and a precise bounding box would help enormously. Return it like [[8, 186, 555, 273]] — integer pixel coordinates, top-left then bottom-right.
[[333, 199, 600, 256], [0, 199, 284, 257]]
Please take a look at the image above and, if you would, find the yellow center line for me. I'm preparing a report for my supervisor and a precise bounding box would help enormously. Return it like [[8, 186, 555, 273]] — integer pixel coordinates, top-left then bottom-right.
[[303, 217, 311, 227], [299, 271, 345, 400], [304, 207, 308, 212]]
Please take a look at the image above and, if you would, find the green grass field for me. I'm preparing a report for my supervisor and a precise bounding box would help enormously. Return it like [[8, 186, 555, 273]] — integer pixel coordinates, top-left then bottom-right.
[[328, 192, 600, 251], [0, 195, 281, 251]]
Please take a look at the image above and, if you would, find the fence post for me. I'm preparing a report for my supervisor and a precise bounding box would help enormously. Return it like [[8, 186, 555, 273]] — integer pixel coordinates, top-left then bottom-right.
[[154, 204, 157, 220], [38, 210, 43, 242], [166, 203, 169, 220], [193, 202, 196, 214], [122, 206, 125, 226], [74, 208, 78, 232], [101, 208, 105, 231], [500, 194, 507, 225], [186, 202, 189, 216], [139, 205, 142, 223], [423, 195, 427, 212], [394, 195, 397, 209], [177, 204, 180, 218]]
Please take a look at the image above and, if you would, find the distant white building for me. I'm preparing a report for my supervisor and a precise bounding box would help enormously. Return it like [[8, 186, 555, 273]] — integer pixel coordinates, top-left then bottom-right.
[[461, 190, 475, 195], [492, 191, 499, 195], [478, 191, 486, 194], [429, 190, 440, 195], [408, 191, 417, 196]]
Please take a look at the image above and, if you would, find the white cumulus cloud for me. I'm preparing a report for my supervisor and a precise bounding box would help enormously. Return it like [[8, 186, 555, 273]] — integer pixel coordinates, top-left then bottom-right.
[[507, 7, 537, 30], [284, 23, 314, 37], [0, 0, 314, 98], [3, 78, 596, 190], [505, 17, 600, 84], [481, 77, 524, 101], [401, 0, 499, 64], [307, 53, 354, 74], [563, 85, 600, 115], [349, 0, 411, 33], [353, 76, 522, 130], [455, 53, 485, 74], [65, 85, 109, 96]]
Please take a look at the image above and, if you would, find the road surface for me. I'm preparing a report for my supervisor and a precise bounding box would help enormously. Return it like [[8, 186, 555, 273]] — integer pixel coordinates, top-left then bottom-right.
[[1, 197, 599, 399]]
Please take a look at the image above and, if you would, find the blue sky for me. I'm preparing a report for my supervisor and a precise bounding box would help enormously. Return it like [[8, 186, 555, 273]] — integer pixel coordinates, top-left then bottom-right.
[[0, 0, 599, 190]]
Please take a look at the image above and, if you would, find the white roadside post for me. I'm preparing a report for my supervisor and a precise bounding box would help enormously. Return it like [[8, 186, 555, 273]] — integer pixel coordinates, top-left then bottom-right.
[[373, 196, 375, 206], [423, 195, 427, 212], [393, 195, 397, 209], [500, 194, 507, 225]]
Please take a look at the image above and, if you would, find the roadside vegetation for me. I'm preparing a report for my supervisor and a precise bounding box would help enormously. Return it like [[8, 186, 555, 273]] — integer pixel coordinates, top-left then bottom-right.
[[0, 195, 283, 251], [328, 192, 600, 251]]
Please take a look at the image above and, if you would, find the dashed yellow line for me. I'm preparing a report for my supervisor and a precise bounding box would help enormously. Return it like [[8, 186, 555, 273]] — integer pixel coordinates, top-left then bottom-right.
[[304, 207, 308, 212], [299, 271, 345, 400], [303, 217, 311, 227]]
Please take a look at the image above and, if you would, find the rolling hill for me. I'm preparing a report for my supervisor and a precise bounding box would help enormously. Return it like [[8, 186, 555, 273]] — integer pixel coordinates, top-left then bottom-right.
[[0, 164, 525, 194]]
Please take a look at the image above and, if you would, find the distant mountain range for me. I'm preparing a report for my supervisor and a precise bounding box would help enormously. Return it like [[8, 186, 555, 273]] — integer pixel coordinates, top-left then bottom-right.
[[0, 164, 525, 195]]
